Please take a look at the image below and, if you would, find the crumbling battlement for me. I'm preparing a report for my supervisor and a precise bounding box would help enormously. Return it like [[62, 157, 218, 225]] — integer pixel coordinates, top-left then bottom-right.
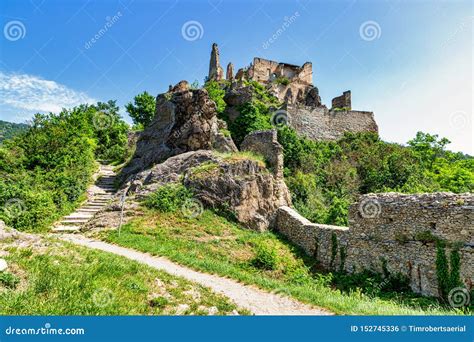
[[207, 43, 378, 139], [276, 192, 474, 297], [248, 57, 312, 85], [287, 104, 378, 141]]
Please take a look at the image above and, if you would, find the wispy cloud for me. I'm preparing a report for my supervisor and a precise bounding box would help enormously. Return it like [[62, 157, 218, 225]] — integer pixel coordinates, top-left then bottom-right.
[[0, 71, 96, 113]]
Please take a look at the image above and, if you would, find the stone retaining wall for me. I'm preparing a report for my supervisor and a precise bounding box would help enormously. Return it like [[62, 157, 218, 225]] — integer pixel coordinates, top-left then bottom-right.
[[275, 193, 474, 297]]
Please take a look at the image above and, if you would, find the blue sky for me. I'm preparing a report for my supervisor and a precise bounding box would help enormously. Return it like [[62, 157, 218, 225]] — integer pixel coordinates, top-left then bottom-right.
[[0, 0, 472, 153]]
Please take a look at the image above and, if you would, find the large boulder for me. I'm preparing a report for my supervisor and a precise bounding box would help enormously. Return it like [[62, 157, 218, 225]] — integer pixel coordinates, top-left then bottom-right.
[[125, 149, 290, 232], [121, 81, 237, 179]]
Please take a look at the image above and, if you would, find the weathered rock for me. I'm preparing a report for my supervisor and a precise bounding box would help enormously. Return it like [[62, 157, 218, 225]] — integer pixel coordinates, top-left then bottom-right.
[[226, 62, 234, 81], [183, 153, 290, 232], [305, 86, 322, 107], [126, 149, 290, 232], [208, 43, 224, 81], [0, 259, 8, 272], [120, 82, 237, 179]]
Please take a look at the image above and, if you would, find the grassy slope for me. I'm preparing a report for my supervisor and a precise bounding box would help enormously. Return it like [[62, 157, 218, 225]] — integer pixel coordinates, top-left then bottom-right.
[[100, 209, 465, 316], [0, 237, 245, 315]]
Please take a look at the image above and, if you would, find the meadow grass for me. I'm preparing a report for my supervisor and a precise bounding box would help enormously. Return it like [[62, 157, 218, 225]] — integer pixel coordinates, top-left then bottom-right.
[[101, 209, 467, 315], [0, 237, 244, 315]]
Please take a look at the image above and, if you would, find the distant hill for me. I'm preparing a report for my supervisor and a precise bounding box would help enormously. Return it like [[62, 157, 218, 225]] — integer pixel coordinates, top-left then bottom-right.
[[0, 120, 29, 142]]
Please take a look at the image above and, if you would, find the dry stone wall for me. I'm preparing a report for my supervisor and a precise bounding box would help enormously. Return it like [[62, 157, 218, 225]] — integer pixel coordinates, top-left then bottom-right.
[[287, 104, 378, 141], [275, 192, 474, 297]]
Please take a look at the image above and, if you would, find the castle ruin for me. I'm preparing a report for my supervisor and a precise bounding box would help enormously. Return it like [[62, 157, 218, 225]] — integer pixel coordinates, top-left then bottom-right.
[[207, 43, 378, 141]]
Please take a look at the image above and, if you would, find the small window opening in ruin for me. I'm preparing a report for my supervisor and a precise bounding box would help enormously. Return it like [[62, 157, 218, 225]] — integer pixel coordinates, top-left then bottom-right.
[[429, 222, 436, 230]]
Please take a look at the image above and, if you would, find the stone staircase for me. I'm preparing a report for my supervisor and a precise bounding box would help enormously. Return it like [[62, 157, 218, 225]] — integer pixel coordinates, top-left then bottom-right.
[[51, 165, 116, 233]]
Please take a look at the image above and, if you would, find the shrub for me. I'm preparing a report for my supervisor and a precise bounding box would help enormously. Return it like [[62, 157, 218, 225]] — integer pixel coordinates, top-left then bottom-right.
[[251, 240, 280, 270], [145, 184, 193, 213], [274, 76, 290, 86], [0, 272, 20, 289]]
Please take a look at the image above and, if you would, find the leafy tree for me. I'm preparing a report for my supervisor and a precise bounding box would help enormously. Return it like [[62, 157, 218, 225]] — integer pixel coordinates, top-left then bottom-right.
[[204, 80, 226, 115], [125, 91, 156, 128]]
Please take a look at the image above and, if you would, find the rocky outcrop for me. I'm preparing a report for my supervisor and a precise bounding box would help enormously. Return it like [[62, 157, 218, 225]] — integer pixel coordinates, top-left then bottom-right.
[[124, 149, 290, 232], [208, 43, 224, 81], [121, 81, 237, 179], [226, 63, 234, 81]]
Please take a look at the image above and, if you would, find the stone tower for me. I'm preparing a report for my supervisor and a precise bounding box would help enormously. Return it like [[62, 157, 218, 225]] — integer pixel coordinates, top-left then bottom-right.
[[208, 43, 224, 81], [226, 62, 234, 81]]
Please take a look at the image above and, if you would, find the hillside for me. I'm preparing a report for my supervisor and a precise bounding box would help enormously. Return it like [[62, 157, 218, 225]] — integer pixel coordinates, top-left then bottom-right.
[[0, 44, 472, 316], [0, 120, 29, 142]]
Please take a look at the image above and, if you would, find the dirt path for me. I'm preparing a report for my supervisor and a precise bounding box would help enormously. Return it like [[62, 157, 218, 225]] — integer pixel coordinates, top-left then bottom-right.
[[59, 234, 332, 316]]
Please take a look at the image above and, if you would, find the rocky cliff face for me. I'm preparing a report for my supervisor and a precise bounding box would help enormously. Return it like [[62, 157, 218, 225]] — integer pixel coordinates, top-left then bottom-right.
[[118, 81, 290, 231], [121, 81, 236, 179]]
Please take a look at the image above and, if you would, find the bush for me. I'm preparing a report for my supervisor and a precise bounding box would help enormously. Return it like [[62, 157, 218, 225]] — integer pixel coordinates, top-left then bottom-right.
[[204, 80, 226, 115], [0, 101, 130, 231], [0, 272, 20, 289], [145, 184, 193, 213], [251, 240, 280, 270]]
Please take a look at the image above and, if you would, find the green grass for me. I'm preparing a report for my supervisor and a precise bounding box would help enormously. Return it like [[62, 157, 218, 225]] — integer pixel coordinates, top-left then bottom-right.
[[0, 237, 246, 315], [100, 209, 467, 315]]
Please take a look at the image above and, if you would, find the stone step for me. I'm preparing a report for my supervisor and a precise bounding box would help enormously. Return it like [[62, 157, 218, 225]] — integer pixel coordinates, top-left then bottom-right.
[[60, 221, 86, 226], [77, 208, 101, 213], [64, 214, 94, 219], [52, 225, 81, 233]]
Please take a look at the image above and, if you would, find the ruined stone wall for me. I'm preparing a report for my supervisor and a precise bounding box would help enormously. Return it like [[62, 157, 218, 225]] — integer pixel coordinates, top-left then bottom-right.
[[275, 193, 474, 297], [331, 91, 351, 109], [287, 104, 378, 141], [249, 58, 312, 84]]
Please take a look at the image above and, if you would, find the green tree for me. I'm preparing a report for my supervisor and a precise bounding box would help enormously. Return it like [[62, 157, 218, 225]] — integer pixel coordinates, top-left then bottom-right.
[[125, 91, 156, 128]]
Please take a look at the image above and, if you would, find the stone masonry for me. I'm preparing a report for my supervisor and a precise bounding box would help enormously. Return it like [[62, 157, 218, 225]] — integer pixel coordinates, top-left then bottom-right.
[[276, 192, 474, 297], [331, 91, 351, 110], [286, 104, 378, 141], [208, 43, 378, 140]]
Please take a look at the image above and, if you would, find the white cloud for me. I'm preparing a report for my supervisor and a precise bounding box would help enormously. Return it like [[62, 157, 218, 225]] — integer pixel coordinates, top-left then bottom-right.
[[0, 71, 97, 114]]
